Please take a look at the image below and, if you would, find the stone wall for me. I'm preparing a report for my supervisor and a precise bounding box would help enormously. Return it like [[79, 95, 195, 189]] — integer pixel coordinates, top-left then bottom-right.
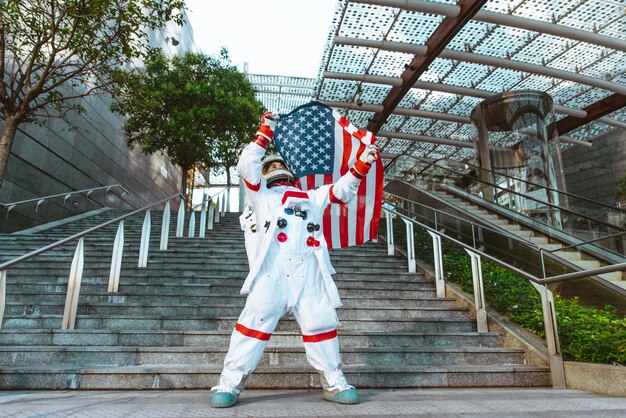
[[561, 128, 626, 207], [0, 15, 197, 233], [0, 93, 182, 232]]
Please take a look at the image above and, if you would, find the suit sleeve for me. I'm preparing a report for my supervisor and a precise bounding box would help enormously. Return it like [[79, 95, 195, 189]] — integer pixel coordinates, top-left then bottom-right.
[[309, 168, 363, 211], [236, 142, 267, 206]]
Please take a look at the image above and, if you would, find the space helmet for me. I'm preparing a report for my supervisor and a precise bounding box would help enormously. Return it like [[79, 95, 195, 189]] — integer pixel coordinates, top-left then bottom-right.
[[261, 154, 296, 187]]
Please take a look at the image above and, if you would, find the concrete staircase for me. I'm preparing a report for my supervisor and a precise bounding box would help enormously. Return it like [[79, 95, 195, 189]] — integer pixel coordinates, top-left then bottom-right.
[[0, 208, 551, 389], [430, 189, 626, 290]]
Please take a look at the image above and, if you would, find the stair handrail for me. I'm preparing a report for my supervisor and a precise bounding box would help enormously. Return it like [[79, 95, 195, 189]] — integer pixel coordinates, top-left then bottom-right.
[[0, 193, 182, 271], [547, 230, 626, 253], [184, 187, 231, 237], [382, 199, 626, 389], [457, 158, 626, 215], [421, 158, 624, 231], [404, 156, 626, 216], [0, 184, 130, 218], [209, 186, 231, 217], [0, 193, 185, 331], [389, 156, 625, 236], [384, 187, 625, 280]]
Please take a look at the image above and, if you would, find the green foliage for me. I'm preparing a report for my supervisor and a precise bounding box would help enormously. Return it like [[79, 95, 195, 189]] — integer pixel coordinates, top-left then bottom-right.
[[407, 227, 626, 364], [111, 49, 264, 175], [615, 174, 626, 201]]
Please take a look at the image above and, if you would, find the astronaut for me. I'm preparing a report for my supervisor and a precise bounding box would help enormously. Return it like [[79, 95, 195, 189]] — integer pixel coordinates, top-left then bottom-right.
[[210, 112, 379, 408]]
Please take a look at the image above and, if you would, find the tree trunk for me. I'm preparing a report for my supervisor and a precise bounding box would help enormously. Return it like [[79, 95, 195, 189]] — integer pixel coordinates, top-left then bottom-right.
[[0, 117, 19, 190], [180, 166, 188, 208], [188, 166, 196, 209]]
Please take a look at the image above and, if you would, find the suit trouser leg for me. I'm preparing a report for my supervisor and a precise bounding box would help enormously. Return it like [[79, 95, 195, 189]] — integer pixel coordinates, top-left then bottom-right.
[[215, 272, 286, 394], [290, 264, 347, 391]]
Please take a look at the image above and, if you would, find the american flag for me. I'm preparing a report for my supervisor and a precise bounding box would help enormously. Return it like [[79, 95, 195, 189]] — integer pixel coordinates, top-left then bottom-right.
[[273, 101, 384, 249]]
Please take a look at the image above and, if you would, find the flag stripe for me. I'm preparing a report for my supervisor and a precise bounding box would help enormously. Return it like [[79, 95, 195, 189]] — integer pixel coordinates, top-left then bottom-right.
[[340, 125, 352, 176], [356, 174, 366, 245], [372, 159, 384, 240], [273, 101, 384, 249], [340, 202, 349, 248]]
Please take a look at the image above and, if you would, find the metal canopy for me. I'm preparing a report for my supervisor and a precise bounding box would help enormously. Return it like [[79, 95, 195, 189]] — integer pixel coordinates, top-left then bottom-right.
[[249, 0, 626, 164]]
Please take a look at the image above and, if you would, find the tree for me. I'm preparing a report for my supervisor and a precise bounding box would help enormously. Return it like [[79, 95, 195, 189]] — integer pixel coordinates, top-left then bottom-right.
[[0, 0, 186, 188], [110, 48, 263, 201]]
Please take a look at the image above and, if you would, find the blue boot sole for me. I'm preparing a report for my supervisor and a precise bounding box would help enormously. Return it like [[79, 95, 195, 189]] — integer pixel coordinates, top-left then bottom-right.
[[211, 392, 238, 408], [323, 388, 359, 404]]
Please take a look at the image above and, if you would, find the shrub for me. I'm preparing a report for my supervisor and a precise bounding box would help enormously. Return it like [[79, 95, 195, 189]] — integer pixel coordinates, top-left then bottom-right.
[[394, 223, 626, 364]]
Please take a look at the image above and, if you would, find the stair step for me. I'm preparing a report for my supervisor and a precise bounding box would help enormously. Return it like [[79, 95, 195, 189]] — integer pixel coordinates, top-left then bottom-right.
[[5, 293, 456, 308], [0, 345, 526, 367], [0, 364, 551, 390], [4, 302, 471, 320], [0, 208, 549, 390], [1, 315, 478, 332], [6, 284, 436, 299], [0, 329, 503, 348]]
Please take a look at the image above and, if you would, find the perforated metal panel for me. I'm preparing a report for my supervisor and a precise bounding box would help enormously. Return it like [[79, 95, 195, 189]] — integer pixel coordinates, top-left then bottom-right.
[[248, 0, 625, 164], [247, 74, 317, 114]]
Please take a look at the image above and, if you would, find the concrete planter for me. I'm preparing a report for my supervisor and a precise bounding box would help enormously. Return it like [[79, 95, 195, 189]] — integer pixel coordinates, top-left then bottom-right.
[[564, 362, 626, 397]]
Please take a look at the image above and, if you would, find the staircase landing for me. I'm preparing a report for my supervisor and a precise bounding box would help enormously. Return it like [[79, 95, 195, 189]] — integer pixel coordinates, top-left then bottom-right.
[[2, 388, 626, 417]]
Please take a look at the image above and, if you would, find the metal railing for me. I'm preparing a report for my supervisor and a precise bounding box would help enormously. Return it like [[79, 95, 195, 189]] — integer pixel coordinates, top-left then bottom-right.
[[385, 156, 626, 254], [186, 187, 231, 238], [404, 156, 626, 225], [0, 186, 235, 331], [0, 193, 186, 330], [381, 196, 626, 389], [0, 184, 130, 219]]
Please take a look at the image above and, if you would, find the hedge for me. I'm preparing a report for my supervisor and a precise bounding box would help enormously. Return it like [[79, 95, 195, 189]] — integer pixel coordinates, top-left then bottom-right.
[[381, 216, 626, 364], [442, 247, 626, 364]]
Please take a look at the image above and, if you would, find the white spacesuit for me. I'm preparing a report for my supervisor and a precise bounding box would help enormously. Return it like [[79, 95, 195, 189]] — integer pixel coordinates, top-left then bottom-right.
[[211, 112, 378, 408]]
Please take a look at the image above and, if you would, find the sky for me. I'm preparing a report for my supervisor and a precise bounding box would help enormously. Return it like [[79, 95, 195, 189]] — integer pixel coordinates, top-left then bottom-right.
[[184, 0, 338, 78]]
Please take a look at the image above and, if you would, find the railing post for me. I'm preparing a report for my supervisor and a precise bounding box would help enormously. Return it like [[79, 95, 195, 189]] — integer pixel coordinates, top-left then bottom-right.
[[401, 218, 416, 273], [215, 196, 221, 224], [188, 210, 196, 237], [160, 201, 171, 250], [465, 249, 489, 333], [226, 187, 231, 214], [207, 200, 214, 230], [529, 282, 566, 388], [176, 201, 185, 237], [0, 270, 5, 330], [199, 200, 207, 238], [428, 231, 446, 298], [62, 238, 85, 330], [138, 209, 151, 268], [108, 221, 124, 293], [383, 209, 395, 256]]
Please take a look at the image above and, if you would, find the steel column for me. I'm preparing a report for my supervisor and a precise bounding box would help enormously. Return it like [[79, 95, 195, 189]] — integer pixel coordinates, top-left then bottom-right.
[[108, 221, 124, 293], [465, 249, 489, 333], [160, 201, 171, 250], [530, 282, 566, 388], [0, 270, 5, 330], [199, 201, 207, 238], [138, 210, 151, 268], [215, 197, 221, 223], [188, 211, 196, 237], [428, 231, 446, 298], [402, 218, 417, 273], [62, 238, 85, 330], [176, 202, 185, 237], [384, 209, 395, 256], [207, 201, 215, 230]]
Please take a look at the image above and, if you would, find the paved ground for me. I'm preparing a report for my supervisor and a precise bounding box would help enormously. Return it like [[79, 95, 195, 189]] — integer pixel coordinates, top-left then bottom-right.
[[1, 388, 626, 417]]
